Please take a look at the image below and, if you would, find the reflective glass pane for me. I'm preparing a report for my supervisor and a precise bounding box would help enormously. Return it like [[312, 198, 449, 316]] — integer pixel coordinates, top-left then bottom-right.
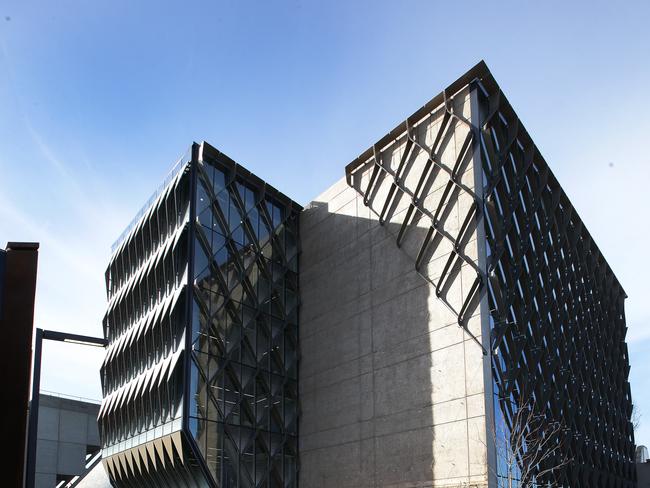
[[187, 159, 299, 488]]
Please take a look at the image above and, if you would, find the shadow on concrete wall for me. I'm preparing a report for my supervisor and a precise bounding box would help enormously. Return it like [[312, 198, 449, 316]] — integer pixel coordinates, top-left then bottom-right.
[[296, 100, 490, 486], [298, 184, 483, 487]]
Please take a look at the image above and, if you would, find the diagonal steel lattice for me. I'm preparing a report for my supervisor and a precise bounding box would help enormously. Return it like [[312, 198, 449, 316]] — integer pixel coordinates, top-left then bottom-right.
[[346, 76, 486, 353], [477, 71, 635, 487], [345, 61, 636, 488], [99, 142, 301, 488], [189, 144, 300, 488]]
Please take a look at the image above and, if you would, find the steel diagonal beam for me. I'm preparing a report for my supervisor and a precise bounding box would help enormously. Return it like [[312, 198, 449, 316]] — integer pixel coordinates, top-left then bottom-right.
[[363, 140, 482, 273]]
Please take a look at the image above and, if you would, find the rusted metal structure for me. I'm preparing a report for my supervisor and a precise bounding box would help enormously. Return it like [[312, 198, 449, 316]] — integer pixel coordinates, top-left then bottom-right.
[[0, 242, 39, 488]]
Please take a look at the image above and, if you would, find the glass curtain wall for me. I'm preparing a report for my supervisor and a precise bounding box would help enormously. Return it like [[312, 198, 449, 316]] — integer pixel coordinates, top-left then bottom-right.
[[100, 163, 190, 456], [188, 151, 299, 488], [478, 84, 636, 488]]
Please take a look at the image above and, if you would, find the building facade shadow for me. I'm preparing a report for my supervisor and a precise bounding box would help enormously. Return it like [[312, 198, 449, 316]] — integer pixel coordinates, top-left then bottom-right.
[[298, 87, 491, 488]]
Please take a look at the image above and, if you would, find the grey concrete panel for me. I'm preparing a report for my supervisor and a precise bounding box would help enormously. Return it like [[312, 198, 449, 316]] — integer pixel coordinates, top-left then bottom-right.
[[373, 352, 434, 418], [34, 472, 56, 488], [638, 462, 650, 488], [37, 406, 60, 441], [300, 310, 371, 380], [59, 409, 88, 444], [299, 87, 488, 487], [86, 413, 101, 446], [56, 441, 86, 475], [300, 441, 367, 488], [35, 438, 58, 473], [35, 396, 102, 483], [374, 427, 437, 486]]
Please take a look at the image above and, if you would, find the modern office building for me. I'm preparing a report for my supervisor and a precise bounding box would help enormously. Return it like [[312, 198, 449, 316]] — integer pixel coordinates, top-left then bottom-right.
[[99, 144, 300, 487], [100, 62, 636, 487]]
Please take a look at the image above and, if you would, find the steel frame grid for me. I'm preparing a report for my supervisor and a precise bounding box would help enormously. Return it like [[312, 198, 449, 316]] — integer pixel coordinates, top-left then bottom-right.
[[346, 81, 487, 353], [186, 142, 301, 488], [344, 61, 636, 488], [475, 75, 636, 487]]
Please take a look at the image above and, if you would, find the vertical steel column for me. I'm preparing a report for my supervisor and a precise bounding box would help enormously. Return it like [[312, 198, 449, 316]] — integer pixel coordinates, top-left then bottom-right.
[[24, 329, 107, 488], [24, 327, 43, 488], [183, 142, 200, 436], [469, 81, 499, 488]]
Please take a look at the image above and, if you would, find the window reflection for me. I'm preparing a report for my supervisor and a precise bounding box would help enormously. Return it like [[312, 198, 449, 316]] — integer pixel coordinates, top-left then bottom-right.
[[189, 157, 299, 487]]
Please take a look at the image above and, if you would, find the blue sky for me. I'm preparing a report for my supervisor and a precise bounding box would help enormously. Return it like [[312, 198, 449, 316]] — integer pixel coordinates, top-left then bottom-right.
[[1, 0, 649, 446]]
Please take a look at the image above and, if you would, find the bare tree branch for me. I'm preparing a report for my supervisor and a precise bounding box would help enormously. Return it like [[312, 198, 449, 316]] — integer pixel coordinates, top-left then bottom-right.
[[492, 396, 572, 488], [632, 404, 642, 433]]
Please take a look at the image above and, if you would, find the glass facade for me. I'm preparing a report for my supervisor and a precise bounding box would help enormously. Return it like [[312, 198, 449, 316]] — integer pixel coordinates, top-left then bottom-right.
[[99, 143, 300, 488], [477, 80, 637, 487], [99, 158, 190, 457], [188, 146, 299, 488]]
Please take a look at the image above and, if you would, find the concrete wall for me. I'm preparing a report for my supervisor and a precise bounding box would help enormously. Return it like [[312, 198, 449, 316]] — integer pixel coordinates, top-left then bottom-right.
[[299, 88, 491, 487], [35, 394, 101, 488], [638, 463, 650, 488]]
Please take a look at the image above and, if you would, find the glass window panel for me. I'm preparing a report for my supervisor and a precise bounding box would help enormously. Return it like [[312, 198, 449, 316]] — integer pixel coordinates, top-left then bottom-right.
[[256, 379, 270, 432], [257, 319, 270, 370], [240, 365, 256, 428], [265, 201, 283, 231], [245, 187, 255, 212], [208, 367, 224, 422], [221, 424, 238, 488], [216, 189, 229, 223], [214, 243, 229, 269], [285, 229, 297, 261], [226, 324, 242, 362], [231, 282, 244, 304], [196, 178, 211, 214], [261, 239, 274, 262], [191, 299, 208, 350], [242, 329, 256, 368], [228, 197, 242, 233], [242, 304, 256, 330], [258, 274, 271, 305], [236, 181, 255, 214], [157, 168, 301, 487], [227, 262, 240, 292], [284, 397, 296, 435], [224, 371, 241, 425], [190, 361, 207, 419], [258, 210, 271, 245], [231, 225, 246, 247], [255, 435, 269, 484], [194, 238, 210, 280], [211, 229, 226, 253], [190, 416, 207, 462], [284, 452, 296, 488], [198, 206, 212, 231], [213, 167, 227, 195], [249, 207, 261, 241], [240, 425, 255, 487], [285, 290, 297, 316]]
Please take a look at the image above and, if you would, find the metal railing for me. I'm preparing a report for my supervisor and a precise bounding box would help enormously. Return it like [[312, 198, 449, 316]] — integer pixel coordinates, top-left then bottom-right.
[[39, 389, 101, 405], [111, 147, 192, 252]]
